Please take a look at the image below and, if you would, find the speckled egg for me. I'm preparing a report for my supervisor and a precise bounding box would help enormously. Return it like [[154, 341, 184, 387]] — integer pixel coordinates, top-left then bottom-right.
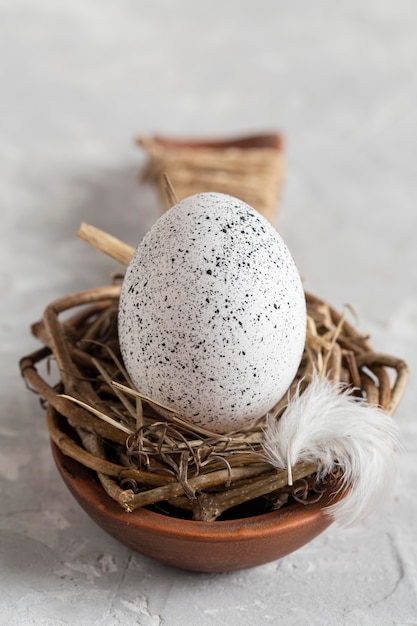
[[118, 192, 306, 434]]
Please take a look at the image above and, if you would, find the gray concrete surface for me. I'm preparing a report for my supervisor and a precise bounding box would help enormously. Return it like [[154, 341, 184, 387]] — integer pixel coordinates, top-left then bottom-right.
[[1, 1, 416, 624]]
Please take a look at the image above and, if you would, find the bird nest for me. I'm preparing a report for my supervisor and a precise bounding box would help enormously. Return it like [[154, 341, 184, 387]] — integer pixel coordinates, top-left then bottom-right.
[[20, 282, 408, 522]]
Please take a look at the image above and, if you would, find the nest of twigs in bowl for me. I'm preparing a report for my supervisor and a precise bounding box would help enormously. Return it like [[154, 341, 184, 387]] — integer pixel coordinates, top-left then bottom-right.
[[20, 280, 408, 570]]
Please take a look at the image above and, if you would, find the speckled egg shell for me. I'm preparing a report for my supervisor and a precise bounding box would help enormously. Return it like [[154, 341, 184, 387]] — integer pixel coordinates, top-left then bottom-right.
[[118, 192, 306, 434]]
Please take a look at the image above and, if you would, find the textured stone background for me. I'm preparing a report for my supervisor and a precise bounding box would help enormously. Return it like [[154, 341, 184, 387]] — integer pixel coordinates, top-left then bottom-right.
[[1, 1, 416, 624]]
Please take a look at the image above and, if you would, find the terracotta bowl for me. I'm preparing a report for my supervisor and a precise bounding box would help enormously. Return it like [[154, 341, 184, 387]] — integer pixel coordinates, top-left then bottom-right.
[[52, 442, 338, 572]]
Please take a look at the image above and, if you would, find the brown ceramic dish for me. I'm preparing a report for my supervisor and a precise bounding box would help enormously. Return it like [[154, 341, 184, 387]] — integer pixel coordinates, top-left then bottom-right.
[[52, 441, 338, 572]]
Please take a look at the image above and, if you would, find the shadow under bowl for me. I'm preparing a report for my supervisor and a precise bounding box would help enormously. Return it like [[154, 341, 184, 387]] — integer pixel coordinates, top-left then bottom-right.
[[52, 443, 338, 572]]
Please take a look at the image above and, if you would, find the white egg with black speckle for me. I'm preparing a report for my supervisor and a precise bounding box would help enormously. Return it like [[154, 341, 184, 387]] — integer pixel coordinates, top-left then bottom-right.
[[118, 192, 306, 434]]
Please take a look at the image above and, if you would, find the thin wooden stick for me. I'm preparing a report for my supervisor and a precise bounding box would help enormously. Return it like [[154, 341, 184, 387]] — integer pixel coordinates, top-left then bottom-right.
[[59, 394, 135, 435], [77, 222, 135, 266], [162, 172, 179, 207]]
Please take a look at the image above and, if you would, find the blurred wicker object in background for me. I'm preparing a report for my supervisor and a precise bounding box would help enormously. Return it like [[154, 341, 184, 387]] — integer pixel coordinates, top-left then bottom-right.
[[138, 133, 284, 225]]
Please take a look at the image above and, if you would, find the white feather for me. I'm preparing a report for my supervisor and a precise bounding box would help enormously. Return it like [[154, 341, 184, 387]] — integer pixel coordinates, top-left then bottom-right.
[[261, 372, 402, 527]]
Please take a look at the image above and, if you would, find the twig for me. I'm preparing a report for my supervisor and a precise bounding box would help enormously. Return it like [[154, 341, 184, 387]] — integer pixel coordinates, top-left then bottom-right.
[[162, 172, 179, 207], [77, 222, 135, 266]]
